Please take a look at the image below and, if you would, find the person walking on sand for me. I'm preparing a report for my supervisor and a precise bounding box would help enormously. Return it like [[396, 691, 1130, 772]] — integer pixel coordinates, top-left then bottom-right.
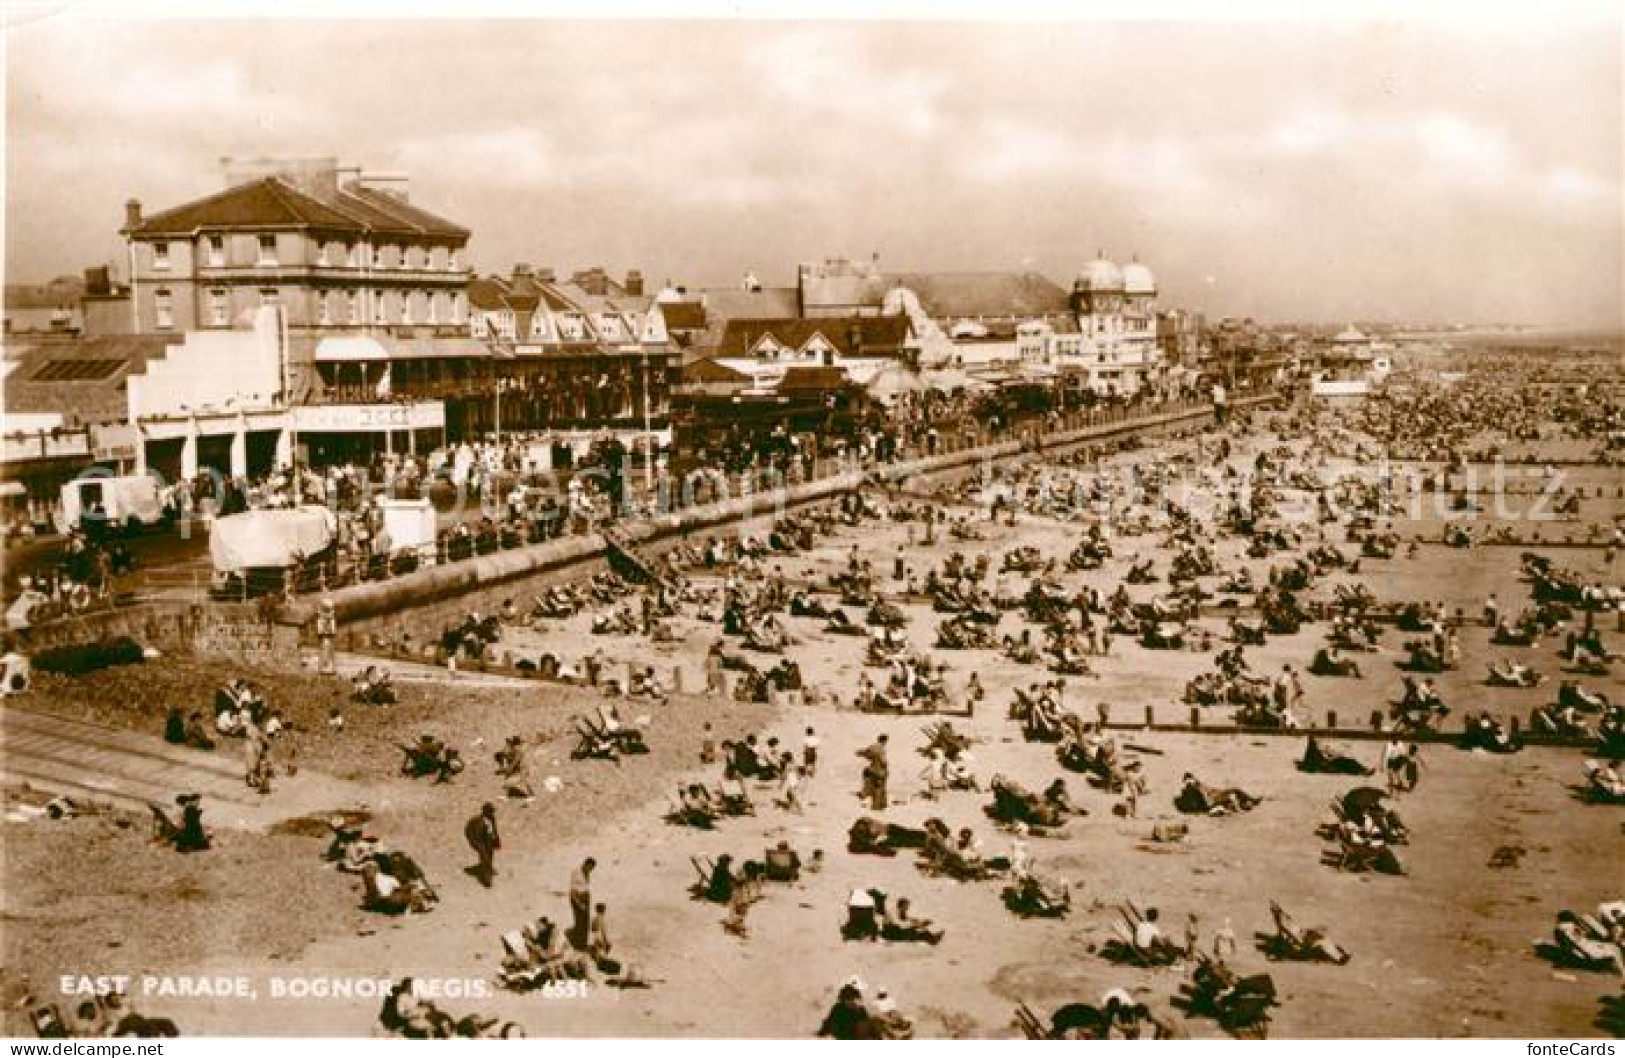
[[858, 734, 890, 811], [316, 597, 337, 675], [569, 857, 596, 949], [464, 802, 500, 888]]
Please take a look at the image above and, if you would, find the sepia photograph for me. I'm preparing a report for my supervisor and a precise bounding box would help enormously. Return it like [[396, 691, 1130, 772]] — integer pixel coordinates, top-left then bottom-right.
[[1, 0, 1622, 1043]]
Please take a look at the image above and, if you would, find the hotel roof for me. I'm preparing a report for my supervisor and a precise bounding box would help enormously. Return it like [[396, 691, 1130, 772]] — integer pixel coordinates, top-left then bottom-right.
[[125, 177, 469, 240]]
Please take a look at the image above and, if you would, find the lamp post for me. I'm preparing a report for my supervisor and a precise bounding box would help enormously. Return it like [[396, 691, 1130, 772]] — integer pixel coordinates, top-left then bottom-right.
[[490, 375, 500, 443], [641, 346, 653, 493]]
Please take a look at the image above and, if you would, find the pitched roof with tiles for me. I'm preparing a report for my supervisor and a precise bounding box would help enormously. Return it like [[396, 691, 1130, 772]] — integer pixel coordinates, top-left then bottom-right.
[[340, 185, 468, 238], [680, 357, 750, 384], [658, 301, 707, 330], [887, 272, 1072, 318], [126, 177, 468, 240], [775, 365, 850, 392], [3, 334, 184, 425], [693, 288, 800, 352], [799, 272, 892, 312], [468, 276, 513, 311], [714, 315, 912, 359]]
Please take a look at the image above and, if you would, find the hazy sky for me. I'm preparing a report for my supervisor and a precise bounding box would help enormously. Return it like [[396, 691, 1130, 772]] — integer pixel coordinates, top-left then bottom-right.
[[6, 14, 1622, 327]]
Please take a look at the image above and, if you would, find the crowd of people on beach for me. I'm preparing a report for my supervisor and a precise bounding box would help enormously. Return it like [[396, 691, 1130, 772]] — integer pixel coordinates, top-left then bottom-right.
[[14, 358, 1624, 1039]]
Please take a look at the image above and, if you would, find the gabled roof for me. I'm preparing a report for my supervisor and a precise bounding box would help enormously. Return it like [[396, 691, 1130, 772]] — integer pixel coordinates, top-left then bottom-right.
[[701, 288, 800, 322], [681, 358, 750, 384], [801, 272, 892, 310], [888, 271, 1071, 317], [126, 177, 468, 240], [339, 185, 468, 238], [127, 178, 358, 236], [692, 288, 799, 354], [658, 301, 707, 330], [536, 286, 579, 314], [775, 365, 849, 393], [468, 277, 513, 311], [714, 315, 912, 359]]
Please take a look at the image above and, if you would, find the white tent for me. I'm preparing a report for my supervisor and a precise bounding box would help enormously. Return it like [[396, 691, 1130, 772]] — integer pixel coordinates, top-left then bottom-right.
[[865, 364, 925, 405], [210, 506, 336, 572]]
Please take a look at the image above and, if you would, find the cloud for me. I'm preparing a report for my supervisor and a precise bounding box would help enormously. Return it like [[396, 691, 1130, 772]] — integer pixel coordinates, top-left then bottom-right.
[[744, 28, 950, 140], [4, 18, 1620, 329], [399, 128, 559, 188], [8, 19, 303, 129], [1413, 111, 1513, 173]]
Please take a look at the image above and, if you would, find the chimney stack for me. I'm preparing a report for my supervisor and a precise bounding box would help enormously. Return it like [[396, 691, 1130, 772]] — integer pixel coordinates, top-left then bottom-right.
[[625, 270, 644, 296], [536, 266, 555, 282], [571, 268, 609, 296], [125, 199, 142, 230]]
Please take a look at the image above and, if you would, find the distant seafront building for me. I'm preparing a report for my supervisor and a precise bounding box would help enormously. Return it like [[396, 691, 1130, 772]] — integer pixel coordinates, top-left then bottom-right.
[[791, 253, 1171, 397], [1310, 324, 1392, 400], [462, 263, 675, 457]]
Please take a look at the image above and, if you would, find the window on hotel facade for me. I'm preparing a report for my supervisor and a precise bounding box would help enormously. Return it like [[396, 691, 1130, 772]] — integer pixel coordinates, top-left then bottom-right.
[[374, 291, 388, 325], [452, 291, 465, 323], [259, 288, 280, 310], [346, 242, 359, 267], [207, 236, 225, 267], [154, 289, 173, 329], [427, 292, 440, 325], [257, 235, 277, 266], [317, 241, 331, 267], [401, 294, 414, 325], [153, 242, 170, 270], [449, 249, 461, 272], [209, 289, 228, 327], [318, 292, 332, 326], [347, 291, 361, 324]]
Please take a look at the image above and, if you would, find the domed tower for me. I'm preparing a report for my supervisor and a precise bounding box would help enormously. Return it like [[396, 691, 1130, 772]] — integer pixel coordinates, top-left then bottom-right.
[[1071, 252, 1124, 316], [1121, 258, 1156, 317]]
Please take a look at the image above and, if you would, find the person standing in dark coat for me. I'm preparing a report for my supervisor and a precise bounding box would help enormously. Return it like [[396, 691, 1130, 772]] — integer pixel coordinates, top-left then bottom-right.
[[858, 734, 890, 811], [464, 802, 501, 888], [175, 794, 210, 853], [568, 857, 596, 948]]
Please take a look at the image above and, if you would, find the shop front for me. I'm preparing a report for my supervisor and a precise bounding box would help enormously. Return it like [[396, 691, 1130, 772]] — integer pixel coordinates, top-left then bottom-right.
[[291, 401, 447, 468]]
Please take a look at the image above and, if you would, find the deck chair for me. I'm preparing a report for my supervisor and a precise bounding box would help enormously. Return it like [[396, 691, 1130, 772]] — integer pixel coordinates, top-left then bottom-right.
[[148, 802, 181, 845], [1013, 1002, 1051, 1040]]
